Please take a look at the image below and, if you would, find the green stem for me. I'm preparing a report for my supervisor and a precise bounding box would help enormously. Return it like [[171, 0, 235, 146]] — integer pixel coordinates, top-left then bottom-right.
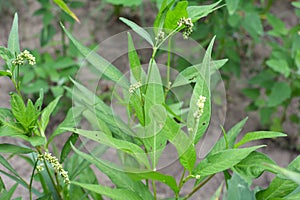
[[29, 159, 38, 200], [152, 180, 157, 200], [176, 169, 186, 198], [183, 175, 214, 200]]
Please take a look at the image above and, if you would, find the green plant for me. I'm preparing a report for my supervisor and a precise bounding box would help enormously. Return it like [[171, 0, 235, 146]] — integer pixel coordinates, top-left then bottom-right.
[[59, 0, 298, 199], [0, 1, 299, 200], [18, 0, 83, 107], [244, 2, 300, 142]]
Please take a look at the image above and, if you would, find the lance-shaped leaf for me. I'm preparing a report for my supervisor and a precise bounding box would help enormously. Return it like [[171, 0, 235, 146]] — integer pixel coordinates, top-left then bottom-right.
[[66, 128, 150, 168], [187, 37, 215, 144], [234, 131, 286, 148], [127, 170, 179, 194], [164, 1, 188, 32], [187, 1, 223, 22], [72, 182, 143, 200], [71, 145, 153, 200], [61, 24, 129, 87], [172, 59, 228, 88], [127, 32, 142, 82], [256, 156, 300, 199], [53, 0, 80, 23], [209, 117, 248, 155], [120, 17, 154, 46], [193, 145, 264, 177], [8, 13, 20, 54]]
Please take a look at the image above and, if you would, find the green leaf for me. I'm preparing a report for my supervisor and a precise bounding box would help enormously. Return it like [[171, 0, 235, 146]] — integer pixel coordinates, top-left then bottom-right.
[[193, 145, 264, 177], [72, 181, 143, 200], [209, 117, 248, 155], [120, 17, 154, 46], [67, 79, 134, 141], [126, 171, 179, 193], [60, 133, 78, 163], [39, 96, 61, 133], [242, 12, 263, 42], [105, 0, 142, 7], [67, 128, 150, 168], [153, 0, 175, 34], [256, 156, 300, 199], [266, 59, 290, 78], [11, 94, 39, 132], [0, 183, 18, 200], [0, 70, 12, 78], [127, 32, 142, 82], [53, 0, 80, 23], [266, 14, 288, 36], [235, 131, 286, 148], [233, 151, 276, 182], [71, 145, 153, 200], [187, 1, 223, 21], [225, 173, 255, 200], [47, 107, 83, 146], [210, 182, 224, 200], [8, 13, 20, 54], [225, 0, 240, 15], [0, 155, 19, 178], [61, 24, 129, 87], [265, 163, 300, 185], [164, 1, 188, 31], [0, 144, 34, 154], [172, 59, 228, 88], [268, 82, 291, 107], [0, 46, 14, 63], [187, 37, 215, 144], [142, 60, 166, 167]]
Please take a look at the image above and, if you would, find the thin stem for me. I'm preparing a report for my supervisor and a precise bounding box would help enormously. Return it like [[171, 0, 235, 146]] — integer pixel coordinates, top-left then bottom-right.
[[178, 169, 186, 190], [29, 159, 38, 200], [152, 180, 157, 200], [183, 175, 214, 200], [43, 158, 63, 200]]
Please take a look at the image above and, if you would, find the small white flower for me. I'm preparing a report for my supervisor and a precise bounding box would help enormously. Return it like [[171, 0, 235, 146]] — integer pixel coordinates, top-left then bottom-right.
[[155, 31, 165, 42], [129, 81, 142, 94], [177, 17, 194, 39], [12, 50, 36, 66]]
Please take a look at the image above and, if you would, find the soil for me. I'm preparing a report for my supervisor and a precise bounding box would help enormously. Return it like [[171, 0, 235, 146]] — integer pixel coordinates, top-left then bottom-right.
[[0, 0, 299, 199]]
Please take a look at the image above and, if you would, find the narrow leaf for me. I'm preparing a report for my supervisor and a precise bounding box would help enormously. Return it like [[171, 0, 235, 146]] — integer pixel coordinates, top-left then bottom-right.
[[225, 0, 240, 15], [187, 1, 223, 21], [8, 13, 20, 54], [71, 145, 153, 200], [120, 17, 154, 46], [235, 131, 286, 148], [60, 133, 78, 163], [0, 144, 34, 154], [39, 96, 61, 133], [256, 156, 300, 199], [193, 145, 264, 177], [126, 171, 179, 193], [127, 32, 142, 82], [72, 181, 143, 200], [53, 0, 80, 23], [61, 24, 128, 87]]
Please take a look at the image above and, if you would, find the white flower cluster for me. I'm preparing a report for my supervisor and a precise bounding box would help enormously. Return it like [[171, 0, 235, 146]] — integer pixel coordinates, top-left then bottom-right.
[[193, 95, 206, 119], [155, 31, 165, 42], [177, 17, 194, 39], [12, 50, 36, 66], [38, 152, 70, 184], [129, 81, 142, 94]]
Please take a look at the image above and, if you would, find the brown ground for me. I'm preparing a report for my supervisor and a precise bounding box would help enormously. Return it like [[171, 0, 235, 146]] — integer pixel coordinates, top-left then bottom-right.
[[0, 0, 299, 199]]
